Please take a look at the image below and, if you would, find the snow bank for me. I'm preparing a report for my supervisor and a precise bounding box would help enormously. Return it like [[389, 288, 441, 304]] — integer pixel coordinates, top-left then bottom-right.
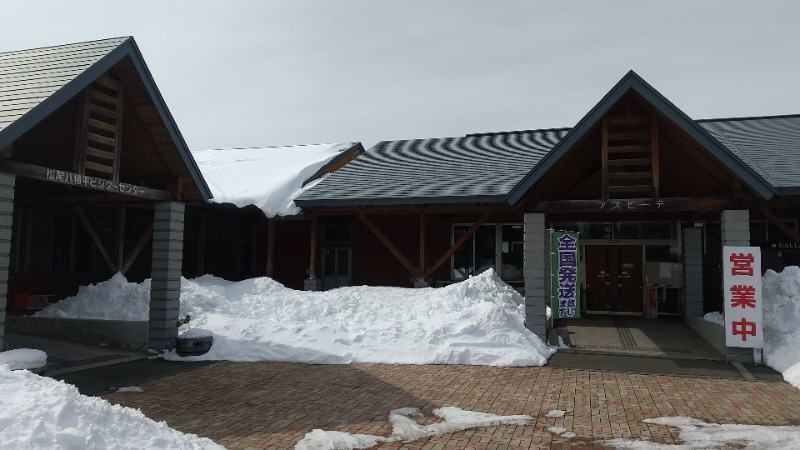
[[0, 348, 47, 371], [702, 311, 724, 327], [35, 270, 555, 366], [763, 266, 800, 388], [192, 143, 355, 217], [34, 272, 150, 321], [0, 365, 223, 450]]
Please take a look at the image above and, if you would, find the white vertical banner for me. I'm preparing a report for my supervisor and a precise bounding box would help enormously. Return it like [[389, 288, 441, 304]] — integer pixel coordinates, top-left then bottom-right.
[[722, 246, 763, 348]]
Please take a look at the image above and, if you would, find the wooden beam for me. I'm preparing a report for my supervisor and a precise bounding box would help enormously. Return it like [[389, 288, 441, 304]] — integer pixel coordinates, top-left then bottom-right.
[[757, 204, 800, 245], [534, 197, 742, 213], [424, 211, 491, 279], [0, 159, 178, 201], [601, 118, 609, 200], [115, 205, 126, 269], [266, 219, 276, 277], [120, 223, 153, 274], [651, 115, 660, 197], [419, 209, 426, 280], [309, 214, 318, 279], [75, 206, 117, 272], [358, 213, 420, 278]]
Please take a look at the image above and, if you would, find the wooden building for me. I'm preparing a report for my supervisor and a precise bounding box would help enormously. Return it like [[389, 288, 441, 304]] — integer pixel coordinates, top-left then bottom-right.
[[0, 37, 211, 350], [295, 72, 800, 345]]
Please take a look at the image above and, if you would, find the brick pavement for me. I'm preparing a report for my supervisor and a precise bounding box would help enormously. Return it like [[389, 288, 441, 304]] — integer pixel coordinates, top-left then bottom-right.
[[102, 362, 800, 449]]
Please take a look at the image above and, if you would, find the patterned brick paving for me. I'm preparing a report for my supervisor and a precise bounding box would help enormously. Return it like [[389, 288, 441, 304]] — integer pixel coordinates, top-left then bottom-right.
[[102, 362, 800, 449]]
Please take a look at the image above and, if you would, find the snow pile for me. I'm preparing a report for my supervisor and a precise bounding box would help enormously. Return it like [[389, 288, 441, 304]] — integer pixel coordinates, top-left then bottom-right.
[[169, 269, 554, 365], [0, 348, 47, 371], [34, 272, 150, 321], [34, 270, 554, 366], [601, 417, 800, 449], [295, 406, 532, 450], [0, 365, 224, 450], [702, 311, 724, 327], [192, 143, 356, 217], [763, 266, 800, 388]]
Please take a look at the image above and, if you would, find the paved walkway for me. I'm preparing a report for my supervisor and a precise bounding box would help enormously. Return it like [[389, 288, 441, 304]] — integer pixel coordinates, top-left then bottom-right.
[[102, 361, 800, 449]]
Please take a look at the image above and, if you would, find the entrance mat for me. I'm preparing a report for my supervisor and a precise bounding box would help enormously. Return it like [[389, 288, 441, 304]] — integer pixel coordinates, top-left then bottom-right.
[[572, 343, 690, 354], [46, 354, 131, 372]]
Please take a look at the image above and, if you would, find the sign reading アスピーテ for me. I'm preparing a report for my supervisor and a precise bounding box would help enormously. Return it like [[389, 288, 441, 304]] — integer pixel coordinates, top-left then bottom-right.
[[722, 246, 762, 348]]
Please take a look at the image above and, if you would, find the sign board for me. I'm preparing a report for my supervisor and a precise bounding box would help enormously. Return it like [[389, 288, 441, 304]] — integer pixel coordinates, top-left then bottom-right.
[[722, 246, 763, 348], [551, 230, 581, 319]]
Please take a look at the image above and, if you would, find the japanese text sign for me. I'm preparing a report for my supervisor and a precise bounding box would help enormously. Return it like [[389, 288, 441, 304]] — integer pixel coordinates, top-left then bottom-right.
[[722, 246, 762, 348], [551, 230, 581, 319]]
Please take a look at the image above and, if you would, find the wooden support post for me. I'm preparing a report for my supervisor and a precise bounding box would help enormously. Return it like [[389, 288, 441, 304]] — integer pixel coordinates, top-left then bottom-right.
[[75, 206, 117, 272], [115, 204, 126, 269], [309, 214, 318, 279], [266, 219, 276, 277], [358, 213, 420, 278], [425, 211, 491, 279], [419, 209, 426, 280]]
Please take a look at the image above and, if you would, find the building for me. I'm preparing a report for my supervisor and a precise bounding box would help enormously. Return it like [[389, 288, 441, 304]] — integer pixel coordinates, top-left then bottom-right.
[[295, 71, 800, 351]]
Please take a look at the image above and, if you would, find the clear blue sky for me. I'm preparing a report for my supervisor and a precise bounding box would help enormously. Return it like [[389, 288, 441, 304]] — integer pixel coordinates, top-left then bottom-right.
[[1, 0, 798, 150]]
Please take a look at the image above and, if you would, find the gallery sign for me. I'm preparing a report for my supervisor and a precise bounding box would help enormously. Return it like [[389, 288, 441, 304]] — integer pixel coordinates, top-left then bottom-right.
[[722, 246, 762, 348], [551, 230, 581, 319]]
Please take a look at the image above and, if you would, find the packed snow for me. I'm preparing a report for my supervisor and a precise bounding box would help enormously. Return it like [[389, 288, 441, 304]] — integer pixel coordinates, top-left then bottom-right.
[[600, 417, 800, 449], [0, 365, 224, 450], [0, 348, 47, 370], [192, 143, 357, 217], [37, 269, 555, 366], [698, 267, 800, 388], [294, 406, 532, 450]]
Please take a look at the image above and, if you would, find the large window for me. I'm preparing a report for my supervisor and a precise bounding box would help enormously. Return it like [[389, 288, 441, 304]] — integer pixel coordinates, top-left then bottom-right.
[[452, 224, 523, 281]]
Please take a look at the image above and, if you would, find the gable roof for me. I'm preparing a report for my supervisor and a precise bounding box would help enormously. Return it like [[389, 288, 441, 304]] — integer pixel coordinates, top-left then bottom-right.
[[294, 129, 569, 207], [0, 37, 211, 200], [192, 142, 363, 217], [505, 70, 778, 204], [698, 115, 800, 196]]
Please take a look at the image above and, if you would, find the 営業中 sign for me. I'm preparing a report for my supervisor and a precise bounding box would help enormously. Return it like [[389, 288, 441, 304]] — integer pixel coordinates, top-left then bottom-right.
[[722, 246, 762, 348]]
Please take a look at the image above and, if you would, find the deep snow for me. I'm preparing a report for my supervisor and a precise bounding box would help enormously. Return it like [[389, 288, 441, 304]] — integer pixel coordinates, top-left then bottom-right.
[[37, 270, 556, 366], [0, 365, 224, 450]]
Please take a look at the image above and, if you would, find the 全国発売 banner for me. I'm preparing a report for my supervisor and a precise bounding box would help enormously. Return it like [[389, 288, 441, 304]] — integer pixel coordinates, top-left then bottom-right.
[[551, 230, 581, 319]]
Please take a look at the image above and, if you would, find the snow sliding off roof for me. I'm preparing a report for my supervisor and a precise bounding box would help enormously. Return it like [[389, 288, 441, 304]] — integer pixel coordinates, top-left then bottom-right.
[[192, 143, 362, 217]]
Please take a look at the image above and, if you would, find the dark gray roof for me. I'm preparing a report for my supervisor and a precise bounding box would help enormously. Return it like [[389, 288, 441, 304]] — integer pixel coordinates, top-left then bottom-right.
[[698, 115, 800, 195], [0, 37, 211, 200], [295, 129, 569, 207], [0, 37, 129, 141], [297, 113, 798, 208]]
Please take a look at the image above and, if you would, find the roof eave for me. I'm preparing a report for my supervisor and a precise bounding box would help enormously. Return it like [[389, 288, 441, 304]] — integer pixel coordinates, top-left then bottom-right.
[[505, 70, 777, 205], [296, 194, 508, 209]]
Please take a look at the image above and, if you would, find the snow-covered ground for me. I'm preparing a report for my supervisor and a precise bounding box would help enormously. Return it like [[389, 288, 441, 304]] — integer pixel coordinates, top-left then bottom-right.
[[36, 269, 555, 366], [0, 365, 224, 450], [701, 266, 800, 388]]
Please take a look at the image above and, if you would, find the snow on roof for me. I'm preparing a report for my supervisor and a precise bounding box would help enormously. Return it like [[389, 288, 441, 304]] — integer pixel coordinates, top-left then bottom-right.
[[191, 143, 357, 217]]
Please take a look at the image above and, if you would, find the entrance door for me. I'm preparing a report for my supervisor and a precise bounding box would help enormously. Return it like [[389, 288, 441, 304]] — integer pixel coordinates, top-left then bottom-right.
[[321, 247, 351, 290], [585, 245, 643, 313]]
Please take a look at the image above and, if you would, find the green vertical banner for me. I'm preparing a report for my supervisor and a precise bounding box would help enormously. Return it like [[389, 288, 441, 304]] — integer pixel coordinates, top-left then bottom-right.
[[551, 230, 581, 319]]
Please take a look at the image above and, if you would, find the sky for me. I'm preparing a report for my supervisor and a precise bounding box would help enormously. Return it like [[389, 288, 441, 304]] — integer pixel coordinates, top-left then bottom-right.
[[1, 1, 798, 151]]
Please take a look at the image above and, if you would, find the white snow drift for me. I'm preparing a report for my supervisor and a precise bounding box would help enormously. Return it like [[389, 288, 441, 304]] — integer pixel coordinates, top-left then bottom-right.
[[0, 365, 224, 450], [36, 269, 555, 366]]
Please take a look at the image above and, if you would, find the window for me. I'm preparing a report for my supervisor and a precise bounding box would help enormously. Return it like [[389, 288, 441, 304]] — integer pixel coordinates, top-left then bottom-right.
[[452, 224, 523, 281]]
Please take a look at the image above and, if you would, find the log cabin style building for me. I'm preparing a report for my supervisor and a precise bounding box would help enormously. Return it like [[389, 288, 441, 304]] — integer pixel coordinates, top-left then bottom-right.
[[1, 37, 798, 356], [0, 37, 211, 350], [295, 72, 800, 343]]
